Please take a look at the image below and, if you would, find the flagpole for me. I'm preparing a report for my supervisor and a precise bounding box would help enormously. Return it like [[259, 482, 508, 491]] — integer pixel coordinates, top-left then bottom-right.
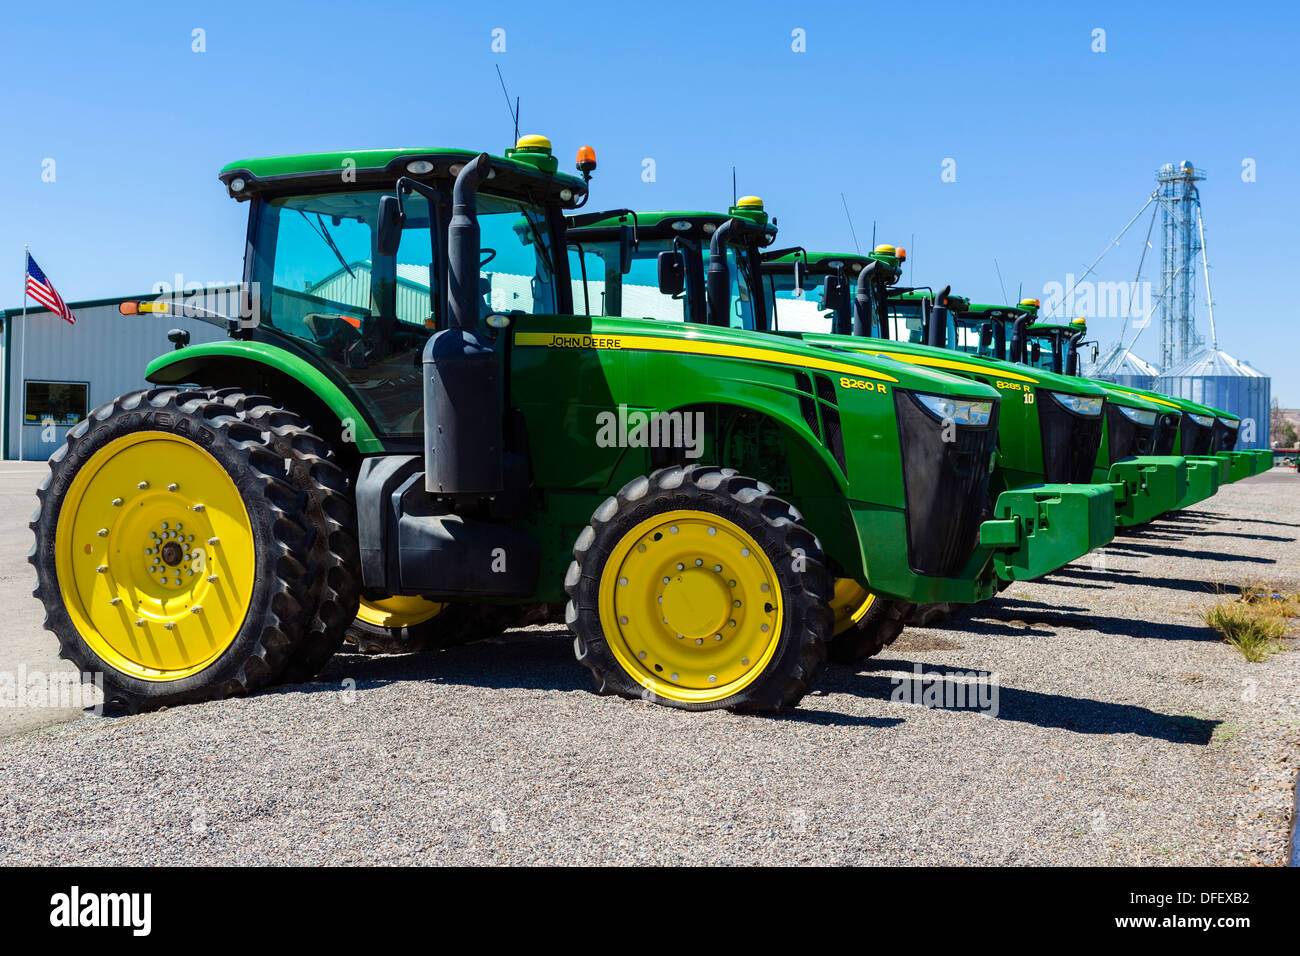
[[18, 245, 27, 462]]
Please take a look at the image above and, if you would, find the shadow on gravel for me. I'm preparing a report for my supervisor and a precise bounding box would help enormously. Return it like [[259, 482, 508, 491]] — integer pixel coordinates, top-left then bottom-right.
[[1197, 530, 1297, 543], [1049, 567, 1232, 595], [1102, 542, 1277, 564], [837, 659, 1218, 743], [1191, 513, 1300, 529], [309, 630, 588, 694], [928, 606, 1220, 643]]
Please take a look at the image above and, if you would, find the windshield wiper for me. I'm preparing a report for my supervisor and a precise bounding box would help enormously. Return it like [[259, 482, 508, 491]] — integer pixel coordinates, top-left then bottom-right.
[[299, 210, 356, 279]]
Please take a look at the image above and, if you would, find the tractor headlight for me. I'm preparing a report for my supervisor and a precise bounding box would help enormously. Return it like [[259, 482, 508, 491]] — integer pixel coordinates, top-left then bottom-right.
[[1115, 404, 1158, 427], [1048, 391, 1103, 416], [1219, 417, 1240, 430], [1188, 412, 1215, 427], [913, 392, 993, 426]]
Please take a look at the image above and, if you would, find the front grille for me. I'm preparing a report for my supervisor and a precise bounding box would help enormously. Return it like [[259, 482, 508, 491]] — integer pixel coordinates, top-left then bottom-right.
[[1106, 405, 1156, 462], [1038, 392, 1103, 483], [1213, 419, 1238, 451], [895, 391, 999, 577], [1180, 416, 1214, 455], [1152, 412, 1181, 454]]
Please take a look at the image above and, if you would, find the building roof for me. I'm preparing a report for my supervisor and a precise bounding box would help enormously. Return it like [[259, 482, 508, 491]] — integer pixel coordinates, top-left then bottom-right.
[[1159, 348, 1267, 379]]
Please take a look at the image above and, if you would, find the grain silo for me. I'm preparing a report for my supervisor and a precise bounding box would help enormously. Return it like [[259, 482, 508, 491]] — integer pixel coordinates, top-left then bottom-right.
[[1155, 349, 1271, 450]]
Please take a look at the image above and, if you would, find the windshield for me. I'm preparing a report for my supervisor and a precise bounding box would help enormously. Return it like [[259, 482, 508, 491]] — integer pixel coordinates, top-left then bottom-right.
[[1025, 332, 1064, 374], [568, 235, 765, 329], [250, 188, 558, 436], [952, 316, 998, 358], [766, 268, 862, 333]]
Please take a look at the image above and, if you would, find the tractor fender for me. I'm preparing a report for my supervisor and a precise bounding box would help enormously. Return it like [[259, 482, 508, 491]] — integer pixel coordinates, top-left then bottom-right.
[[145, 342, 381, 453]]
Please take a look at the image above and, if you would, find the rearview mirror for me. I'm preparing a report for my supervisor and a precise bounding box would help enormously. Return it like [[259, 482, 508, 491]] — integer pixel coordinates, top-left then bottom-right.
[[618, 224, 635, 276], [377, 195, 406, 257], [979, 323, 994, 348], [793, 259, 806, 298], [1030, 341, 1041, 363], [657, 250, 685, 295]]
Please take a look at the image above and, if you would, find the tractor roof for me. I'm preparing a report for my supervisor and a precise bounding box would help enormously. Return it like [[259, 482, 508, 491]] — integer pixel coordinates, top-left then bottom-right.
[[567, 207, 776, 246], [218, 140, 589, 207]]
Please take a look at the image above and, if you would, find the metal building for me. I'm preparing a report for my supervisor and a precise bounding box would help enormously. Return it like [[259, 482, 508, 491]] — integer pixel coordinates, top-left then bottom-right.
[[1091, 344, 1159, 391], [1155, 349, 1272, 450], [2, 290, 232, 461]]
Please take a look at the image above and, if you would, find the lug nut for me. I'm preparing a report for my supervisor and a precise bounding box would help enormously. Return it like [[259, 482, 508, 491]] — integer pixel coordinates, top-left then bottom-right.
[[95, 565, 108, 574], [137, 481, 149, 490], [163, 622, 175, 630], [207, 537, 218, 546], [134, 619, 145, 627], [192, 504, 205, 513], [167, 483, 178, 492], [109, 597, 122, 606], [206, 575, 218, 583], [190, 605, 202, 614], [96, 528, 108, 538]]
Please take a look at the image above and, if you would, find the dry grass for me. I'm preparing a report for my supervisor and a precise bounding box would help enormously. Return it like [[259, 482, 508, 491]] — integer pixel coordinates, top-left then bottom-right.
[[1203, 599, 1290, 662]]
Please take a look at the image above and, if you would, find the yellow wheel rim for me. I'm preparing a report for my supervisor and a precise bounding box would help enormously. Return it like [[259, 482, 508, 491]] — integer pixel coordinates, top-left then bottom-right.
[[355, 595, 444, 629], [597, 509, 783, 703], [829, 578, 876, 636], [53, 432, 257, 682]]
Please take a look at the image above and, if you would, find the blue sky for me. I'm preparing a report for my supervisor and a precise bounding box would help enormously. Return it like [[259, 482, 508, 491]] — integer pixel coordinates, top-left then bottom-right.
[[2, 0, 1297, 402]]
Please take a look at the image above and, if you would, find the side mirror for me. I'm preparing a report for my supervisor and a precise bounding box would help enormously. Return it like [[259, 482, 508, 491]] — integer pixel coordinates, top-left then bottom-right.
[[793, 259, 806, 298], [1030, 341, 1041, 363], [618, 224, 635, 276], [1092, 344, 1099, 363], [657, 250, 685, 295], [979, 323, 994, 348], [377, 195, 406, 257], [820, 274, 849, 315]]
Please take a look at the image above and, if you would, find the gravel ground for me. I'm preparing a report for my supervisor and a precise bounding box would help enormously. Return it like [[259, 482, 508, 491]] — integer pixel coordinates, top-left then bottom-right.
[[0, 467, 1296, 865]]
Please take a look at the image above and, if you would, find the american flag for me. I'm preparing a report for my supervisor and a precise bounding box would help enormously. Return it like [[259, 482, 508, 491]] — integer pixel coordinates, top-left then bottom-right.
[[25, 252, 76, 324]]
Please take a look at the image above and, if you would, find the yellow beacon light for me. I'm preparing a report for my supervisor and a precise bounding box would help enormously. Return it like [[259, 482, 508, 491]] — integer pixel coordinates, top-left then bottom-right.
[[874, 244, 896, 256], [735, 196, 764, 210]]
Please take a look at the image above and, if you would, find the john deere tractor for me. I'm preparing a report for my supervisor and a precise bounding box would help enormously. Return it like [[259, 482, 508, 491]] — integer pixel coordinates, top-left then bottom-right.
[[565, 200, 1116, 659], [1019, 314, 1268, 484], [32, 136, 1052, 713]]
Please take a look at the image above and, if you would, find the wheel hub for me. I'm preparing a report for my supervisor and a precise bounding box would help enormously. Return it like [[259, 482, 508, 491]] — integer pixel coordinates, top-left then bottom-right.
[[598, 510, 783, 702], [54, 432, 257, 681]]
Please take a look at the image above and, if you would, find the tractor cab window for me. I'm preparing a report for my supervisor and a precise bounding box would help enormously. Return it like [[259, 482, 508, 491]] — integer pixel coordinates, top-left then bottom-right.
[[252, 189, 438, 436], [1025, 333, 1061, 373], [952, 316, 996, 357], [768, 272, 832, 332], [886, 298, 928, 344], [702, 246, 764, 331], [566, 237, 693, 322], [475, 196, 557, 318]]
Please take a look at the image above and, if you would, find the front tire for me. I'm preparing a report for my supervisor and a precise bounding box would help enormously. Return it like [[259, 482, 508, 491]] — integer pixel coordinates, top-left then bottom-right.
[[30, 388, 315, 711], [565, 465, 831, 712]]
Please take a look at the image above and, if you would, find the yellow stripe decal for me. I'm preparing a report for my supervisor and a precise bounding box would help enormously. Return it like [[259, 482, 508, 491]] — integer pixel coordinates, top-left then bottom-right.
[[848, 348, 1038, 384], [515, 331, 899, 383], [1108, 387, 1181, 409]]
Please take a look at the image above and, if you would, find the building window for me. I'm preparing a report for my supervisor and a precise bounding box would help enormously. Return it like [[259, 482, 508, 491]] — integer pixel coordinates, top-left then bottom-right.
[[25, 381, 88, 426]]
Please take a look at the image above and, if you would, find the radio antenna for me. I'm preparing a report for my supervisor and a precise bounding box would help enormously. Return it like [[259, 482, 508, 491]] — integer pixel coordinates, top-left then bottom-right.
[[840, 193, 861, 254], [495, 65, 519, 142]]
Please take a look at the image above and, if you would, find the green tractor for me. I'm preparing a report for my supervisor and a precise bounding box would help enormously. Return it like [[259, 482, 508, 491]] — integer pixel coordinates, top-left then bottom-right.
[[953, 305, 1220, 507], [565, 201, 1116, 656], [32, 136, 1047, 713], [1020, 315, 1268, 482]]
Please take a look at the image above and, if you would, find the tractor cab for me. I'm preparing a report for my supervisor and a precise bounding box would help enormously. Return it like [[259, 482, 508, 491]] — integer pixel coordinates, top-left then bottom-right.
[[564, 200, 776, 331]]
